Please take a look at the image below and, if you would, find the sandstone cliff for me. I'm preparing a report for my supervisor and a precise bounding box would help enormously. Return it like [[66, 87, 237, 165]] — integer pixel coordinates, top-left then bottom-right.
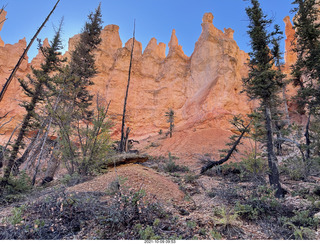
[[88, 12, 252, 139], [0, 12, 295, 146]]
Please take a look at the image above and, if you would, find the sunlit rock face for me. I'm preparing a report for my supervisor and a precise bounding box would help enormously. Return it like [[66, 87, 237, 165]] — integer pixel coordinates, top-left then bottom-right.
[[0, 9, 6, 47], [88, 12, 252, 138], [0, 37, 31, 136], [0, 12, 262, 141], [283, 16, 297, 75]]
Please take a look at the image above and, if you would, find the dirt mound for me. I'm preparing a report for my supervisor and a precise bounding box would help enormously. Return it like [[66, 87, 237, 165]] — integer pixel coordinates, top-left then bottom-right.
[[68, 164, 185, 204]]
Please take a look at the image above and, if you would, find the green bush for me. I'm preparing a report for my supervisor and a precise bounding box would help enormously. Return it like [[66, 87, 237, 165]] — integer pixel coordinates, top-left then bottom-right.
[[284, 222, 316, 240], [59, 173, 83, 186], [280, 156, 308, 181], [3, 205, 27, 226], [184, 173, 199, 184], [218, 152, 267, 182], [234, 202, 260, 221], [136, 225, 161, 240], [281, 210, 319, 229], [163, 152, 189, 173], [0, 170, 33, 197]]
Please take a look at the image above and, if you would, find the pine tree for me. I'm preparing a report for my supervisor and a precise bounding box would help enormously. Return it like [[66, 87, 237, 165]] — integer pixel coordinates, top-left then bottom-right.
[[165, 108, 175, 138], [244, 0, 285, 198], [51, 4, 104, 175], [291, 0, 320, 164], [0, 26, 64, 190], [63, 3, 103, 120]]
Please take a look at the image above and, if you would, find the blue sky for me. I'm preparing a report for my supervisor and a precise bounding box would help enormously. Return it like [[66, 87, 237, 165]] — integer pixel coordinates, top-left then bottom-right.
[[0, 0, 295, 60]]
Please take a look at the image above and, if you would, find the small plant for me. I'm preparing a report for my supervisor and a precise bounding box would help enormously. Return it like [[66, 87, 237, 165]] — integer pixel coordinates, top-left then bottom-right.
[[184, 173, 199, 184], [281, 210, 319, 229], [234, 202, 260, 221], [213, 205, 244, 238], [213, 206, 239, 227], [3, 205, 27, 226], [59, 173, 83, 186], [284, 222, 316, 240], [280, 156, 308, 181], [153, 218, 161, 227], [186, 220, 197, 230], [165, 108, 175, 138], [163, 152, 189, 173], [135, 224, 161, 240], [210, 229, 223, 240], [105, 177, 127, 196], [3, 170, 33, 194]]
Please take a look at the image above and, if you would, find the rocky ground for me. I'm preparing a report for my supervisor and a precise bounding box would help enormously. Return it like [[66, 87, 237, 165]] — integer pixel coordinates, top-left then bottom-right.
[[1, 132, 320, 240]]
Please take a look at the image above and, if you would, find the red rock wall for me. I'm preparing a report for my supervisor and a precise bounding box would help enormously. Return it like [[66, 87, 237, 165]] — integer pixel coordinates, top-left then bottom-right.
[[0, 12, 296, 142]]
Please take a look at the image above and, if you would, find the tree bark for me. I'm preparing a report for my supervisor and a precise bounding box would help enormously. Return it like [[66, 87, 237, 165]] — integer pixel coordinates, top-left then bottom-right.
[[305, 113, 311, 161], [265, 104, 285, 198]]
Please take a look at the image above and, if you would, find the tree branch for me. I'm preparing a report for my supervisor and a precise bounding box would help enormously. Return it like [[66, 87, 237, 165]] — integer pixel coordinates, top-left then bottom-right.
[[0, 0, 60, 103], [200, 123, 251, 174]]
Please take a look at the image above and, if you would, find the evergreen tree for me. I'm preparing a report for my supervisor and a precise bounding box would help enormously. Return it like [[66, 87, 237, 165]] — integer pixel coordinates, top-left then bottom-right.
[[291, 0, 320, 164], [51, 4, 104, 175], [165, 108, 175, 138], [244, 0, 285, 198], [0, 26, 64, 190]]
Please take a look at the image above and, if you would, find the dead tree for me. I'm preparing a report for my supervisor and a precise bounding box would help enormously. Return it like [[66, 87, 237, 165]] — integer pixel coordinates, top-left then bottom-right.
[[0, 0, 60, 103], [41, 144, 59, 185], [120, 20, 135, 152]]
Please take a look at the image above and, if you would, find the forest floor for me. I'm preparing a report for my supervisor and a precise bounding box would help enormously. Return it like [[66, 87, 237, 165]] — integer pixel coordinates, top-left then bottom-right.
[[1, 130, 320, 240]]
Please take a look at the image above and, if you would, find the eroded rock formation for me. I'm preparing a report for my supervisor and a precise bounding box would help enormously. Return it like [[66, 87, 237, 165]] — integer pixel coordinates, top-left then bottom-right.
[[0, 12, 295, 144]]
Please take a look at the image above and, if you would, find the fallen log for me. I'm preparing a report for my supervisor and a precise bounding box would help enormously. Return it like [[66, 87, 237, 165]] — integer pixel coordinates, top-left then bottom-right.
[[98, 153, 149, 170]]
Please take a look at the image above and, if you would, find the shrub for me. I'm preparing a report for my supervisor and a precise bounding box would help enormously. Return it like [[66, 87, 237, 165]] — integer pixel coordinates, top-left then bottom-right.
[[136, 225, 161, 240], [283, 222, 316, 240], [212, 206, 243, 238], [6, 170, 33, 194], [184, 173, 199, 184], [234, 202, 260, 221], [280, 156, 308, 180], [281, 210, 319, 229], [163, 153, 189, 173], [59, 173, 86, 187], [3, 205, 27, 226]]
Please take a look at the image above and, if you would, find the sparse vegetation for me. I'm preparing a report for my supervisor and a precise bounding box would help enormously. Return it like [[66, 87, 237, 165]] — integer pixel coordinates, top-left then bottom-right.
[[2, 0, 320, 241]]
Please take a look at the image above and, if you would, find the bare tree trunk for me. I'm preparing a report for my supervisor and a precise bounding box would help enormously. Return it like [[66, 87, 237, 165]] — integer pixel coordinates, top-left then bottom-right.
[[0, 77, 44, 190], [265, 105, 285, 198], [305, 113, 311, 161], [14, 130, 41, 173], [120, 20, 135, 152], [41, 147, 59, 185], [31, 92, 61, 184], [0, 0, 60, 103], [124, 127, 131, 152]]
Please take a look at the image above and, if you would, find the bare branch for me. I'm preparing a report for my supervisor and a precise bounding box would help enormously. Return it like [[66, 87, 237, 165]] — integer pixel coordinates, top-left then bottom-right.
[[0, 116, 14, 130], [0, 0, 61, 103]]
